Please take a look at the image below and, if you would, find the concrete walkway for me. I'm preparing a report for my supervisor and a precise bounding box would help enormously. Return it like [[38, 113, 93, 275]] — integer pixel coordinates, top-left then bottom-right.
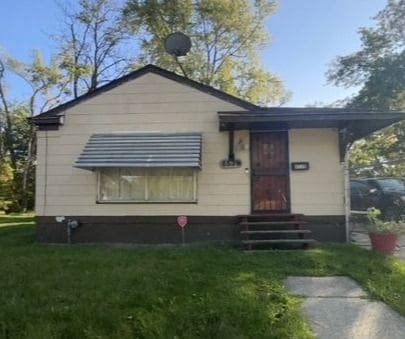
[[285, 276, 405, 339]]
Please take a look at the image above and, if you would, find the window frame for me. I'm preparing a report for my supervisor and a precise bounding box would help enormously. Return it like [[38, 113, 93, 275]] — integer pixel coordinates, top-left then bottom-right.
[[96, 168, 198, 204]]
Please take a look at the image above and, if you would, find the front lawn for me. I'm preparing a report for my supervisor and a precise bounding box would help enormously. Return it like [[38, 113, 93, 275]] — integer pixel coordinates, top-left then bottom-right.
[[1, 215, 404, 338]]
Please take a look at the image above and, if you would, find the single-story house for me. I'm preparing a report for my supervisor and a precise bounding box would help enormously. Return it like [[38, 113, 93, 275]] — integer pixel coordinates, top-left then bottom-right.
[[31, 64, 405, 245]]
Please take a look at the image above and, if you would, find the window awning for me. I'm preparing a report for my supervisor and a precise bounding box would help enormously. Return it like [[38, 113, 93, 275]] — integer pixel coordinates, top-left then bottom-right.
[[75, 133, 202, 170]]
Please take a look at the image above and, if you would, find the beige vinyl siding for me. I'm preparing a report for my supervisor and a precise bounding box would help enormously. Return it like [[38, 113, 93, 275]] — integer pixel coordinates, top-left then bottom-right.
[[289, 129, 345, 215], [35, 72, 251, 216], [36, 72, 346, 218]]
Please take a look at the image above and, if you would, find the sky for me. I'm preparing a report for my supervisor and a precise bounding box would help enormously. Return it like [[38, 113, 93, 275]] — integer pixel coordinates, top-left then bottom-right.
[[0, 0, 388, 106]]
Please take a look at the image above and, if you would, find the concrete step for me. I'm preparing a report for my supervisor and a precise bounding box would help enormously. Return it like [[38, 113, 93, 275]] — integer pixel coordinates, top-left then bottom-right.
[[239, 221, 308, 226], [238, 213, 304, 218], [240, 229, 311, 235], [244, 249, 311, 253], [242, 239, 315, 245]]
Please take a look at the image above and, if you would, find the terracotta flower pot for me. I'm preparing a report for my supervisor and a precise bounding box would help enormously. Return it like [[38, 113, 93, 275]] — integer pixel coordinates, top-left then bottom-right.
[[368, 232, 399, 255]]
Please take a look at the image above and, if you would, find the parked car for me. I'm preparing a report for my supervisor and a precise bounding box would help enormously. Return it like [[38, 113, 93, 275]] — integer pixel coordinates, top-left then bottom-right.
[[350, 177, 405, 220]]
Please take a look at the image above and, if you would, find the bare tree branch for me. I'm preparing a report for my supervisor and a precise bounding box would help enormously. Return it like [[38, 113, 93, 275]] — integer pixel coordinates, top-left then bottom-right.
[[55, 0, 135, 96]]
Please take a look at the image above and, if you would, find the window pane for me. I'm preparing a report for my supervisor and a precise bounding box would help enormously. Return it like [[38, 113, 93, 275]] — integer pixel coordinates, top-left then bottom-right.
[[148, 168, 194, 201], [99, 168, 196, 202], [99, 169, 119, 201], [120, 169, 146, 200]]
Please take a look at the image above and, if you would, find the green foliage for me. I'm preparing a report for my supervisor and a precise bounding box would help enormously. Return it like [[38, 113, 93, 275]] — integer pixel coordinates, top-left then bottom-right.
[[8, 107, 31, 161], [328, 0, 405, 176], [366, 207, 405, 233], [1, 50, 67, 213], [0, 107, 35, 212], [5, 50, 69, 113], [0, 159, 13, 212], [349, 121, 405, 177], [123, 0, 287, 105], [0, 218, 312, 339], [2, 218, 405, 337]]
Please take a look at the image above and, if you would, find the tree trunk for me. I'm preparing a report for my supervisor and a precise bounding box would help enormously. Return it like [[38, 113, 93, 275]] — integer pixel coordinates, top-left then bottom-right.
[[21, 126, 36, 212]]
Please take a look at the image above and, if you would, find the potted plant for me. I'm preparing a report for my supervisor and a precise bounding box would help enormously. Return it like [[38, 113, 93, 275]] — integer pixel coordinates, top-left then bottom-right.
[[366, 207, 405, 255]]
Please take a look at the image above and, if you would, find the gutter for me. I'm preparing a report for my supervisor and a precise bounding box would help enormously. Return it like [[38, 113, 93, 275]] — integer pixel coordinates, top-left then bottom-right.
[[29, 115, 64, 130]]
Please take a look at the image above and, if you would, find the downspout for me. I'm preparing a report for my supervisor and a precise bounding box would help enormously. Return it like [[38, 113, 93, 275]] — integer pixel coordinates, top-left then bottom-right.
[[43, 130, 49, 216], [343, 146, 351, 243]]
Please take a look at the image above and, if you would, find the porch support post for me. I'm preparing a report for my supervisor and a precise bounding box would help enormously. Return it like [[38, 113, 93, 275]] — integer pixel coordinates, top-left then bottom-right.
[[339, 128, 351, 243], [220, 124, 241, 168], [338, 128, 349, 163], [228, 128, 235, 162], [343, 147, 351, 243]]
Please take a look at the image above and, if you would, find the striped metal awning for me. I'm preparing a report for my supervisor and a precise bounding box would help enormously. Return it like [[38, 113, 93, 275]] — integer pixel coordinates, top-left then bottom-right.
[[75, 133, 202, 170]]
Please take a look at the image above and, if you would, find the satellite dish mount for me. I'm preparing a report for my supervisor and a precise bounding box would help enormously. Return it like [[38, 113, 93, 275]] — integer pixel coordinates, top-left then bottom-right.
[[164, 32, 191, 77]]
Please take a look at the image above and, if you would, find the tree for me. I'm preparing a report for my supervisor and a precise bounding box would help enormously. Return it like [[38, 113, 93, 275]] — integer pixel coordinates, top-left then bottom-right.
[[0, 0, 137, 212], [0, 52, 68, 211], [327, 0, 405, 177], [55, 0, 136, 98], [0, 59, 18, 171], [0, 100, 32, 211], [123, 0, 287, 105], [0, 158, 14, 212], [5, 51, 69, 116], [0, 61, 15, 212]]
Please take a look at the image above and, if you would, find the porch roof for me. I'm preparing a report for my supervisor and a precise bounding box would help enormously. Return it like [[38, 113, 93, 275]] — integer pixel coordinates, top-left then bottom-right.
[[218, 107, 405, 142]]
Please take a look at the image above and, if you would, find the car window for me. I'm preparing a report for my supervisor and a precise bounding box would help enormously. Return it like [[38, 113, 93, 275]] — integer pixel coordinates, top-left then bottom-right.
[[376, 179, 405, 193], [351, 181, 371, 195]]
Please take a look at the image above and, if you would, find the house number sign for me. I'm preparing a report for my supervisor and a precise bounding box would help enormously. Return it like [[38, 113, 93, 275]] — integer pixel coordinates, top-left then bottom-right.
[[291, 162, 310, 171]]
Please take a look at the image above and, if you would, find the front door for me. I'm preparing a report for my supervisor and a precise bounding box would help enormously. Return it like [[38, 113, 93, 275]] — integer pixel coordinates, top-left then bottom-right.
[[251, 132, 290, 213]]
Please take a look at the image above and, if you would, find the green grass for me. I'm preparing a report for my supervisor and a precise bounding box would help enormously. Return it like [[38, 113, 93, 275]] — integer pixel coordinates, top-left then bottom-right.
[[0, 215, 404, 338]]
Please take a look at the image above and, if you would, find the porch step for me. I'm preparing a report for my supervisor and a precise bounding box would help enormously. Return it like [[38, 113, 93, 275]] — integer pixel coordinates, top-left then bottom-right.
[[238, 213, 304, 221], [239, 221, 308, 226], [239, 213, 314, 251], [240, 229, 311, 235], [242, 239, 315, 245], [244, 249, 313, 254]]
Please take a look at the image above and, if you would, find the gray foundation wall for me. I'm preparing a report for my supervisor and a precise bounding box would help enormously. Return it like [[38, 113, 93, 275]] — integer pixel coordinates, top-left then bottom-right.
[[36, 215, 346, 244]]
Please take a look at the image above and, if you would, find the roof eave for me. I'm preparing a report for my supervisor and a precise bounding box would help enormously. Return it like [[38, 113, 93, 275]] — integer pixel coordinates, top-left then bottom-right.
[[31, 64, 258, 123], [218, 111, 405, 141], [29, 115, 64, 130]]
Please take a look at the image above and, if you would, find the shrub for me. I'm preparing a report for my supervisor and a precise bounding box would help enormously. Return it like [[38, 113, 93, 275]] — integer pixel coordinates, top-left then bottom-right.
[[367, 207, 405, 234]]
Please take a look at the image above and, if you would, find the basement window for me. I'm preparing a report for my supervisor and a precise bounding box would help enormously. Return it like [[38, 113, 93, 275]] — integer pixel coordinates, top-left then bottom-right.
[[98, 168, 197, 203]]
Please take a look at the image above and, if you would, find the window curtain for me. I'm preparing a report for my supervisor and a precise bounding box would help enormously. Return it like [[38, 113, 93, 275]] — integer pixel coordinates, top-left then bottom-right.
[[99, 168, 195, 202], [148, 168, 194, 201]]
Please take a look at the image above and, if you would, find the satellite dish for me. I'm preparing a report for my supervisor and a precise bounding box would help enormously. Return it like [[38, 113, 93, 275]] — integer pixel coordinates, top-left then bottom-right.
[[164, 32, 192, 57]]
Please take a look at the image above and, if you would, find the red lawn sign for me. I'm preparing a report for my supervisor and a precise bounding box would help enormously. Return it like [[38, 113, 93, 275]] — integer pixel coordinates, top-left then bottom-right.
[[177, 215, 188, 228]]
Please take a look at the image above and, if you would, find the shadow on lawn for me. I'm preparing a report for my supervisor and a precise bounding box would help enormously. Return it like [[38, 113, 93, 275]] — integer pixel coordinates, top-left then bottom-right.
[[0, 220, 403, 338], [0, 223, 36, 246], [0, 227, 313, 338], [0, 215, 34, 224]]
